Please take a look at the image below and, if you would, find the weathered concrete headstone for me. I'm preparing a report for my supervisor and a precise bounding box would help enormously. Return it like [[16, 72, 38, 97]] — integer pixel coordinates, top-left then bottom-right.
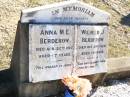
[[29, 24, 75, 82], [28, 24, 108, 82], [75, 25, 108, 76], [11, 1, 110, 97]]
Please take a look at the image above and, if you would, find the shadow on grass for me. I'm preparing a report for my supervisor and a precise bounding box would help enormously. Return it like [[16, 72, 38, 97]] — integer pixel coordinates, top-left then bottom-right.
[[120, 13, 130, 26], [0, 69, 12, 83], [0, 22, 21, 97]]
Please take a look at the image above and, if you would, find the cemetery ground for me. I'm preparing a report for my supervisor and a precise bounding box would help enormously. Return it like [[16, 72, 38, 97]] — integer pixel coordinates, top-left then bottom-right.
[[0, 0, 130, 97], [1, 70, 130, 97]]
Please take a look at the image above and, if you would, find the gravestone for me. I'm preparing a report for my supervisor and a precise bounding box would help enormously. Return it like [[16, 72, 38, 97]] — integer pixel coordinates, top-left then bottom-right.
[[11, 1, 110, 97]]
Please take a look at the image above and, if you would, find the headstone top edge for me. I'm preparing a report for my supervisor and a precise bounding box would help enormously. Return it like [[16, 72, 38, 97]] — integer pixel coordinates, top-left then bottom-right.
[[20, 1, 111, 23], [21, 1, 110, 16], [22, 0, 78, 14]]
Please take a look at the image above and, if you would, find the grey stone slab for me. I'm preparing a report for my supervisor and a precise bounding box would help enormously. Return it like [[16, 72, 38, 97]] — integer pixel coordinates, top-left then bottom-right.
[[18, 81, 64, 97], [107, 57, 130, 73], [11, 22, 29, 83]]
